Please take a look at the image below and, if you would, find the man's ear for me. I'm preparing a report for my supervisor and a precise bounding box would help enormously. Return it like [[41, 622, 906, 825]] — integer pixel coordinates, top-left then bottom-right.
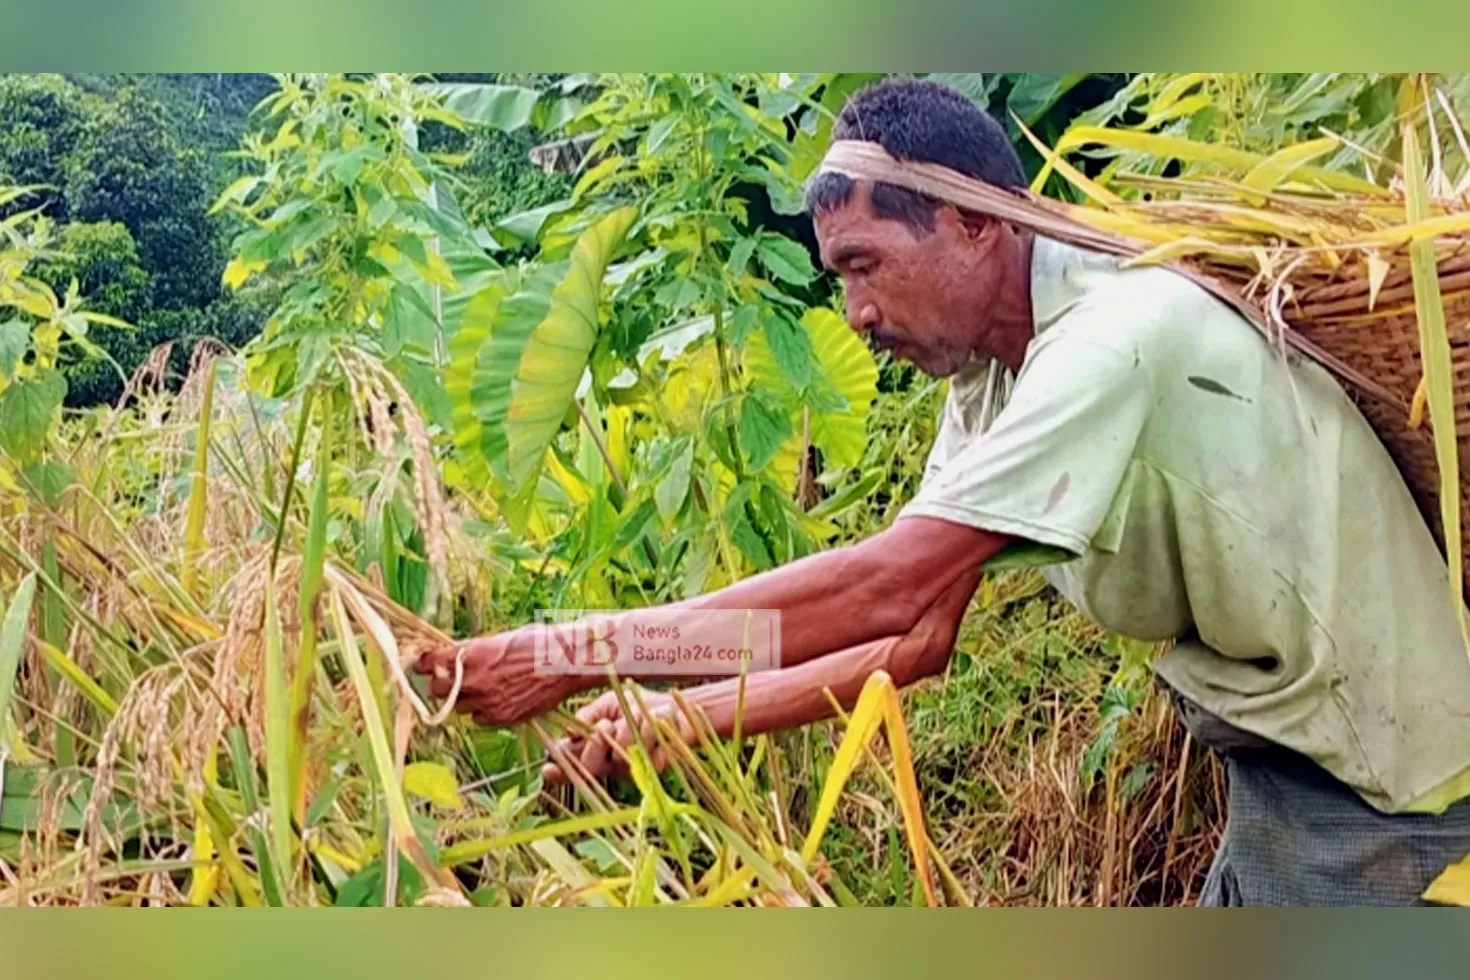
[[956, 208, 996, 243]]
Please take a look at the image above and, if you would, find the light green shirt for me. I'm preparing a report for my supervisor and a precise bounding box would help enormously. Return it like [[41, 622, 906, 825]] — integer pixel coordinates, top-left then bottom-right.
[[902, 235, 1470, 815]]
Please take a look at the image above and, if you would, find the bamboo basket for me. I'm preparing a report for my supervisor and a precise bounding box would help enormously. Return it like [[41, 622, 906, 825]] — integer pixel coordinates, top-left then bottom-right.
[[1284, 249, 1470, 581]]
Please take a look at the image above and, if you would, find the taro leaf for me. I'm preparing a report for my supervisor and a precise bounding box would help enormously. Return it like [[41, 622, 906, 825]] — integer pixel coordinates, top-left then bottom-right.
[[745, 308, 879, 486], [430, 84, 542, 132], [756, 233, 816, 286], [446, 275, 513, 488], [1005, 73, 1091, 128], [502, 207, 637, 486], [739, 394, 792, 471], [0, 370, 65, 464], [0, 320, 28, 379]]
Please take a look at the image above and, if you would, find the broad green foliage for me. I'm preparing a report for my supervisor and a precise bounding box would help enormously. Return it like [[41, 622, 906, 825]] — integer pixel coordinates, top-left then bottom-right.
[[215, 73, 476, 392], [444, 73, 885, 594], [504, 206, 635, 484]]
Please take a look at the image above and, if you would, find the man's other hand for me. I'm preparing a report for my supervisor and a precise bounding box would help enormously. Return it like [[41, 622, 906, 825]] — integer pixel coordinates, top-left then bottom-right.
[[542, 686, 697, 784]]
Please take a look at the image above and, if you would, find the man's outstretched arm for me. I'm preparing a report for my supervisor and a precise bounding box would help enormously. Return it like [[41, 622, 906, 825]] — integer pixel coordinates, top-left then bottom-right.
[[543, 561, 984, 782], [419, 517, 1009, 726]]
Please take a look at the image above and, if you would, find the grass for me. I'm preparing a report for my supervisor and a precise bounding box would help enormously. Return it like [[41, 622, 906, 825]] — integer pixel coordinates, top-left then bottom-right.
[[0, 340, 1224, 906], [807, 575, 1222, 906]]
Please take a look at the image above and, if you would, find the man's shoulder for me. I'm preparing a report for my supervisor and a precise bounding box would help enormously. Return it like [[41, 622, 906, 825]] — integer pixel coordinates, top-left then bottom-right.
[[1042, 254, 1257, 365]]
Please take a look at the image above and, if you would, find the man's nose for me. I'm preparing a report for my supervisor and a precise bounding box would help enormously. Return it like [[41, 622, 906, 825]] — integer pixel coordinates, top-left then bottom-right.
[[846, 297, 880, 335]]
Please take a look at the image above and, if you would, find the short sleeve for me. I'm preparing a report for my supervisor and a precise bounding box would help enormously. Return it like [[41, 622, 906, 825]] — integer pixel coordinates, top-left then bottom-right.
[[899, 332, 1151, 558]]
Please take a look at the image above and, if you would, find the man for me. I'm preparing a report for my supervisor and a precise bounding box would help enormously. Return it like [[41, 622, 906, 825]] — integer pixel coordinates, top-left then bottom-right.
[[419, 77, 1470, 906]]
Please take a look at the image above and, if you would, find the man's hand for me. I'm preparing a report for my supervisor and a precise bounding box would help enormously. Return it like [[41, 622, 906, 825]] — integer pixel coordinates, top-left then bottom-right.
[[414, 624, 579, 727], [542, 686, 698, 784]]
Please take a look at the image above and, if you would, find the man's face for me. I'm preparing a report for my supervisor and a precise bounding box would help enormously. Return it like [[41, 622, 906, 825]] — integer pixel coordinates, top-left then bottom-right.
[[814, 183, 1007, 376]]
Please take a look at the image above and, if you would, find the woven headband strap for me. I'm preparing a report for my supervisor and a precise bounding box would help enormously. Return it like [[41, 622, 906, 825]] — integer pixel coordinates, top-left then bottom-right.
[[815, 140, 1135, 256], [812, 139, 1398, 407]]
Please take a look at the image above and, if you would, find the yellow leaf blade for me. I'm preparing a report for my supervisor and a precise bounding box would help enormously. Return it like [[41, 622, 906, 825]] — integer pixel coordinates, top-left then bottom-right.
[[1240, 136, 1339, 195], [1402, 105, 1470, 659], [402, 761, 465, 811]]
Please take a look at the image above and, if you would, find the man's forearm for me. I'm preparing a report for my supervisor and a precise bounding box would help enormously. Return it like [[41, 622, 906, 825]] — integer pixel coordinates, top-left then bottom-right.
[[599, 517, 1006, 684], [671, 565, 983, 739]]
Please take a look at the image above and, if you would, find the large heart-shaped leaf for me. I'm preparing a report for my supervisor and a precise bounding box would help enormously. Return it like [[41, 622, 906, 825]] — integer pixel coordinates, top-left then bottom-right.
[[445, 272, 514, 487], [503, 207, 637, 485], [744, 307, 878, 486], [452, 207, 636, 490]]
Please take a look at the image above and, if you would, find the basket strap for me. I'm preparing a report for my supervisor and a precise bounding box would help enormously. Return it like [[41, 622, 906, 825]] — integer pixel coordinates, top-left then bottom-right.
[[816, 140, 1404, 410]]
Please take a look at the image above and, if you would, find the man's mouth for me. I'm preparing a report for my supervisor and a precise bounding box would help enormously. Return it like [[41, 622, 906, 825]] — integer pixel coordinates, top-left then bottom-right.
[[868, 332, 905, 357]]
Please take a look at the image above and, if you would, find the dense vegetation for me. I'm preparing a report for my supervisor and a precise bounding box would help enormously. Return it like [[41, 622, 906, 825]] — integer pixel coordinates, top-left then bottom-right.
[[1, 73, 1462, 906]]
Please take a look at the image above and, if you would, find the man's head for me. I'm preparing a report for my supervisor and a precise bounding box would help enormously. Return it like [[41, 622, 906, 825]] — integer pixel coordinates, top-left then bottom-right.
[[806, 78, 1034, 376]]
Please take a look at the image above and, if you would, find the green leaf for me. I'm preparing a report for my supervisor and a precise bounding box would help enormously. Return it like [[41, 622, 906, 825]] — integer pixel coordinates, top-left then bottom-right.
[[431, 83, 543, 132], [646, 115, 678, 154], [809, 468, 884, 520], [759, 310, 814, 390], [334, 857, 425, 907], [0, 371, 65, 464], [756, 234, 816, 285], [323, 145, 384, 186], [1005, 73, 1090, 127], [655, 438, 694, 525], [724, 483, 774, 571], [469, 267, 557, 483], [739, 394, 792, 471], [1402, 111, 1470, 655], [982, 539, 1077, 572], [396, 359, 454, 433], [295, 331, 330, 388], [613, 499, 658, 553], [22, 461, 73, 507], [926, 73, 1000, 107], [493, 199, 574, 248], [446, 275, 512, 487], [501, 207, 638, 485], [746, 308, 878, 479], [0, 574, 38, 757], [741, 167, 807, 216], [0, 320, 29, 380], [728, 236, 757, 275]]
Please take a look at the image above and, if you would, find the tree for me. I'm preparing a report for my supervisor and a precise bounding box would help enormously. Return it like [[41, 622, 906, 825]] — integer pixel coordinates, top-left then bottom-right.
[[0, 74, 94, 221], [65, 85, 224, 311], [33, 220, 151, 324]]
